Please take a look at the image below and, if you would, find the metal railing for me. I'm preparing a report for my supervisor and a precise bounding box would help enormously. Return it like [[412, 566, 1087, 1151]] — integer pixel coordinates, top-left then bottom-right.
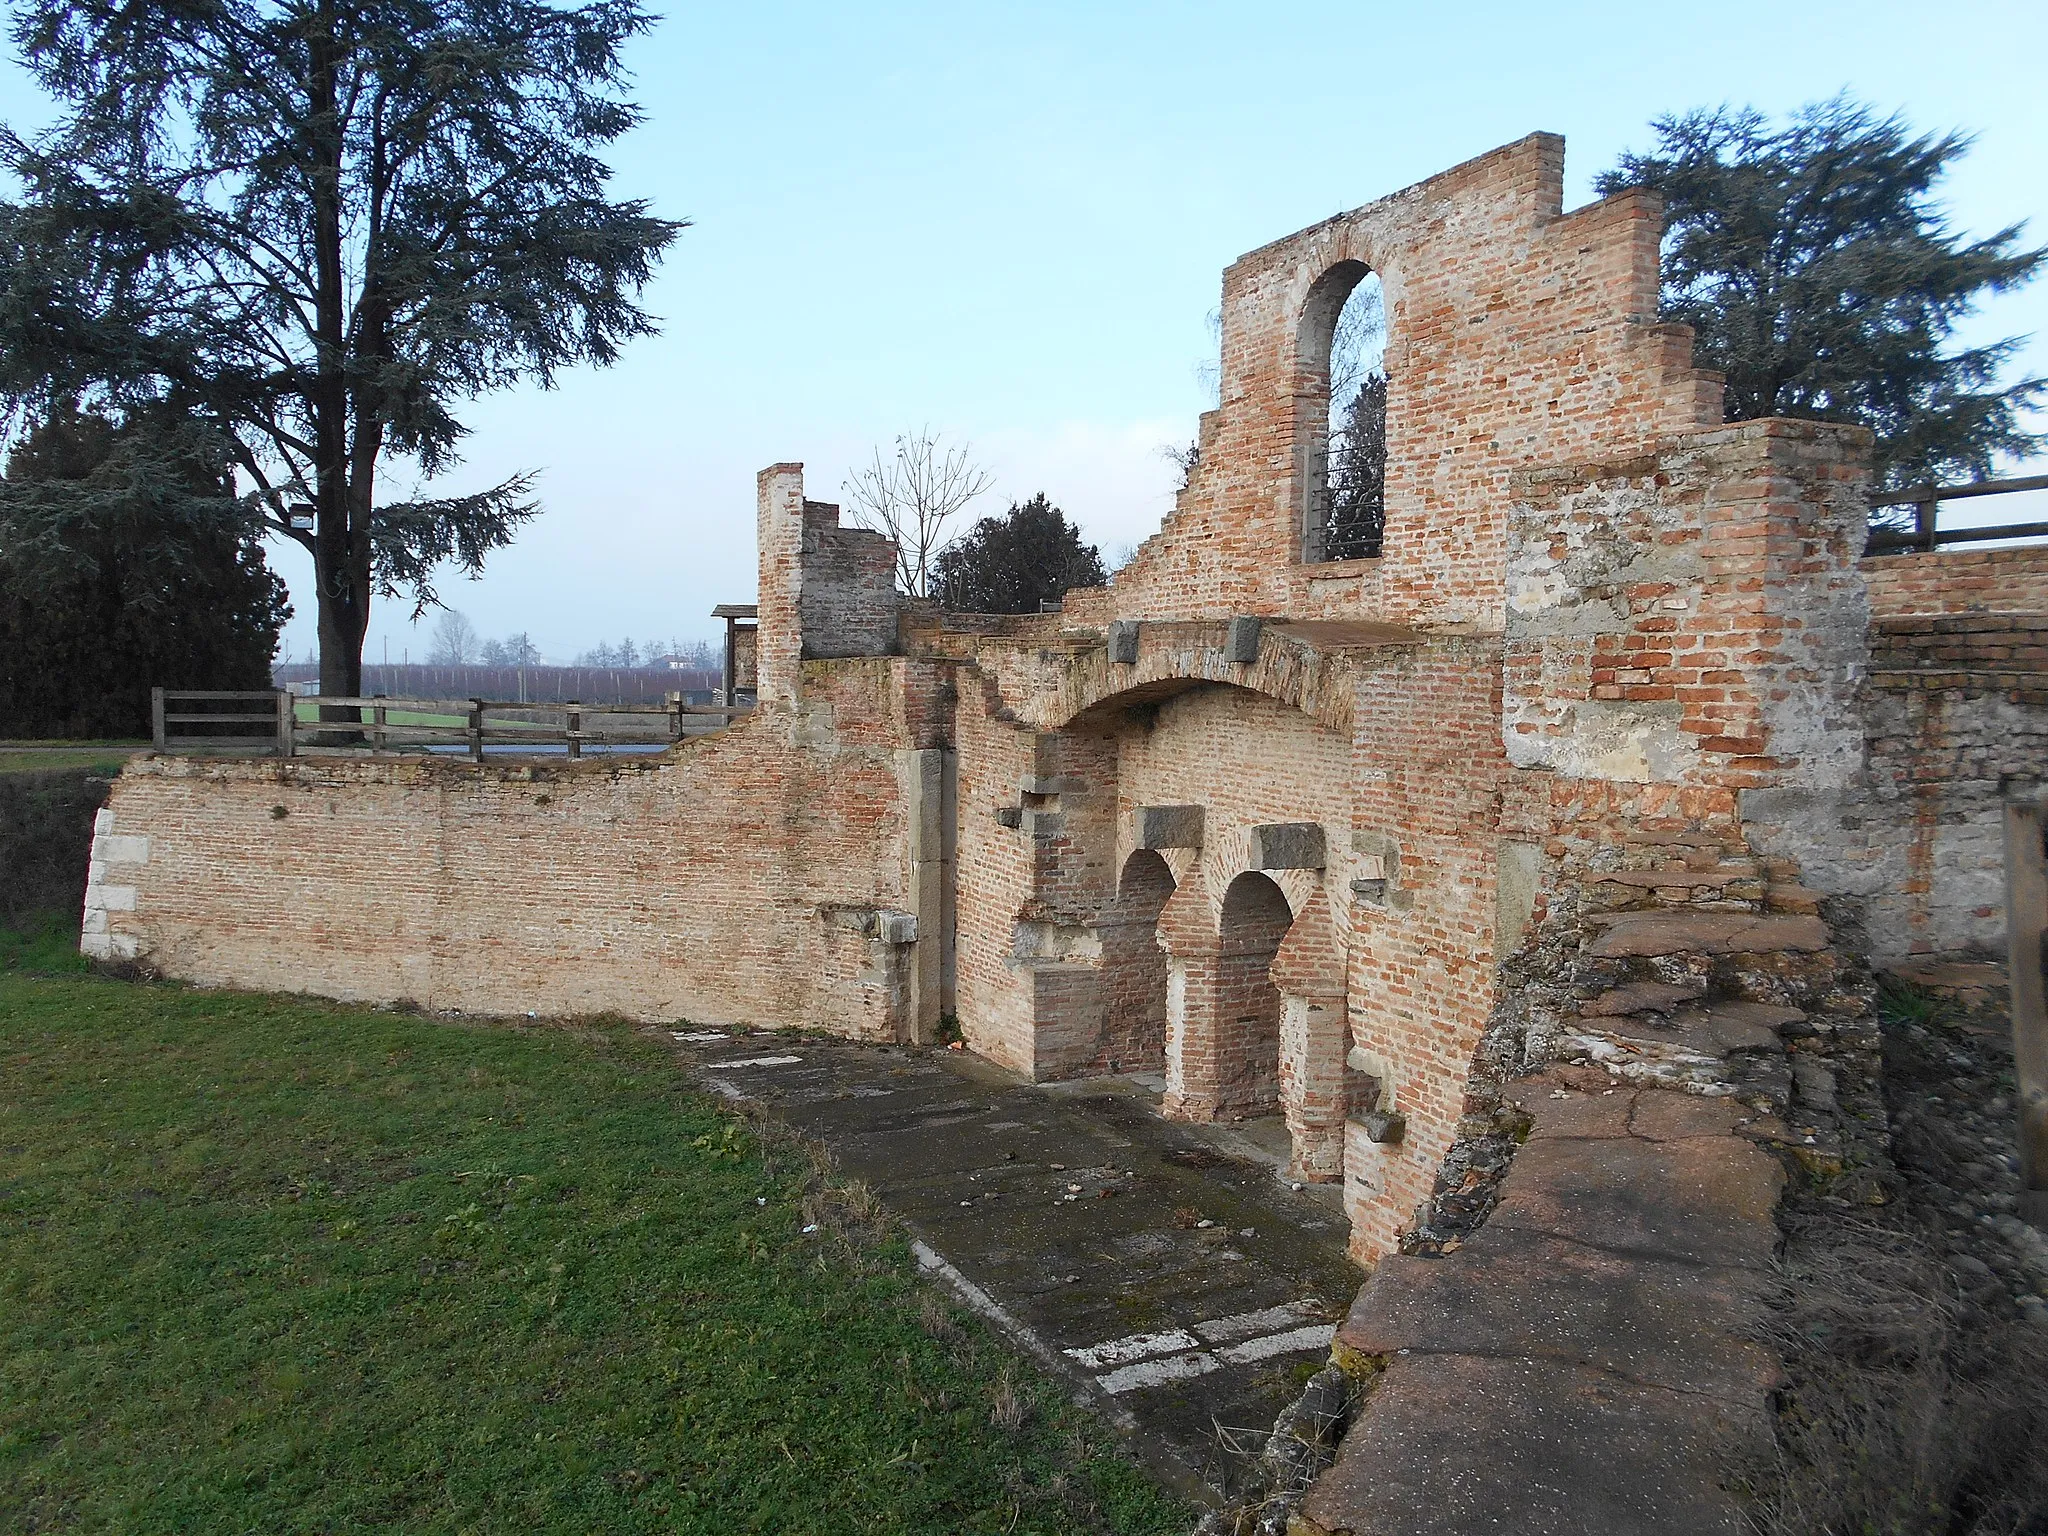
[[1867, 473, 2048, 554], [153, 688, 752, 760]]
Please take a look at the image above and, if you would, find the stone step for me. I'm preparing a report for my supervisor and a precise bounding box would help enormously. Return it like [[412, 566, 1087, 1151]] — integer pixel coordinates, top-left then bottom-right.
[[1584, 910, 1830, 959], [1579, 981, 1706, 1017], [1764, 881, 1823, 915], [1559, 1001, 1801, 1103], [1591, 864, 1761, 889]]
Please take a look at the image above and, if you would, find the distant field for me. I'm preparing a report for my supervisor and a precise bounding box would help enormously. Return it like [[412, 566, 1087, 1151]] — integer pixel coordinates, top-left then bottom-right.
[[0, 965, 1187, 1536]]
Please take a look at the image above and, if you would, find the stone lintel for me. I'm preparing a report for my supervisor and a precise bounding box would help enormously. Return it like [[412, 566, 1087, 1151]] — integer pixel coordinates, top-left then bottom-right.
[[1133, 804, 1204, 850], [1251, 821, 1326, 870], [1107, 619, 1140, 665]]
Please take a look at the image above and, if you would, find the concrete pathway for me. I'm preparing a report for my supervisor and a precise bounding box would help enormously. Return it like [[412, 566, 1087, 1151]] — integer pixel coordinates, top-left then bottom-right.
[[665, 1030, 1360, 1497]]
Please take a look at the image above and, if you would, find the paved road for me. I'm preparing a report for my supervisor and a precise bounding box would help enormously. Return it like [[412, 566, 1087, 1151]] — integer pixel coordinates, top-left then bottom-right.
[[667, 1030, 1360, 1497]]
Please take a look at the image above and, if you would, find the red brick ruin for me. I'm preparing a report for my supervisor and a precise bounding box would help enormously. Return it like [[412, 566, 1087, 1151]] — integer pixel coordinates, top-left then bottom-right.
[[87, 133, 2047, 1266]]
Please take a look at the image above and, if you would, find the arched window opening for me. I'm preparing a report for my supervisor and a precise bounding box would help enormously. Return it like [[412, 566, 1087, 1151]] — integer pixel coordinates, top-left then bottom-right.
[[1298, 263, 1388, 563], [1324, 273, 1386, 560], [1214, 871, 1295, 1116], [1100, 850, 1175, 1074]]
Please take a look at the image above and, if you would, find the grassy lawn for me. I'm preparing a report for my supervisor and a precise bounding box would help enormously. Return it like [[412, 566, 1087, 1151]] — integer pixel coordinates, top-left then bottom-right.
[[0, 962, 1186, 1534], [0, 750, 138, 776]]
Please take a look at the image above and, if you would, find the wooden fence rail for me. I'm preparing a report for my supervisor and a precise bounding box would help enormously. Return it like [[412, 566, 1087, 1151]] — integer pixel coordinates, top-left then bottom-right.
[[1867, 473, 2048, 554], [153, 688, 752, 761]]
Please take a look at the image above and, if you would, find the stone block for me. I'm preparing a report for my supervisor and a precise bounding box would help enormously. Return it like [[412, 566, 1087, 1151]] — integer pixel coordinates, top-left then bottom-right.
[[1488, 1133, 1784, 1271], [98, 834, 150, 865], [1132, 804, 1203, 849], [1107, 619, 1139, 664], [876, 910, 918, 945], [1250, 822, 1325, 870], [1301, 1353, 1769, 1536], [1585, 911, 1830, 958], [1224, 615, 1262, 663], [1336, 1224, 1778, 1402]]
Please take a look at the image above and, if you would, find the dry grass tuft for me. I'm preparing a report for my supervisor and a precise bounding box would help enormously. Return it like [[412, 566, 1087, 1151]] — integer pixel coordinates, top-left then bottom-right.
[[988, 1365, 1029, 1432], [1747, 1210, 2048, 1536]]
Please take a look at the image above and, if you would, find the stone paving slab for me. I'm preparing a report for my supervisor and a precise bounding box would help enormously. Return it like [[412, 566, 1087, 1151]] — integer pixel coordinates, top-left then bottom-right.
[[1336, 1225, 1779, 1405], [1298, 1353, 1766, 1536], [672, 1032, 1359, 1496], [1300, 1069, 1784, 1535], [1487, 1129, 1783, 1271]]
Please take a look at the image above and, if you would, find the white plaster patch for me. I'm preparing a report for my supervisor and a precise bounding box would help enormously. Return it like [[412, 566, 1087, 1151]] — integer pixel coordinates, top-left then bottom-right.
[[1190, 1300, 1323, 1345], [1068, 1302, 1335, 1394], [1064, 1328, 1201, 1371], [1215, 1323, 1337, 1364], [1096, 1350, 1221, 1394]]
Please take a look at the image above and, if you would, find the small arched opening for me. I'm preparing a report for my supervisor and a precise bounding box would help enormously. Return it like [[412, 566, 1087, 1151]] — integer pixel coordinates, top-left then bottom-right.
[[1215, 871, 1296, 1117], [1099, 849, 1175, 1074], [1296, 262, 1387, 563]]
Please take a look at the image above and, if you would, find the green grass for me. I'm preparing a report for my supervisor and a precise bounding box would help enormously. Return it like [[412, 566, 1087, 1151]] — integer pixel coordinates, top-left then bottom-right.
[[0, 751, 136, 776], [0, 913, 93, 975], [0, 968, 1187, 1535]]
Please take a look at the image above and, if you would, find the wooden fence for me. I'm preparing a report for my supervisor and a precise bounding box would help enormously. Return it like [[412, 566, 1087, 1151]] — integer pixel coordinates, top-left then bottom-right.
[[1867, 473, 2048, 554], [2007, 796, 2048, 1228], [153, 688, 751, 760]]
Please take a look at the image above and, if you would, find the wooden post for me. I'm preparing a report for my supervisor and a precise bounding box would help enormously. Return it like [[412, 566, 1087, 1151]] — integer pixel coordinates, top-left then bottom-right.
[[468, 698, 484, 764], [566, 700, 581, 760], [722, 617, 736, 709], [667, 690, 682, 742], [275, 689, 295, 757], [152, 687, 167, 752], [2007, 796, 2048, 1227], [1915, 495, 1939, 553], [373, 695, 388, 754]]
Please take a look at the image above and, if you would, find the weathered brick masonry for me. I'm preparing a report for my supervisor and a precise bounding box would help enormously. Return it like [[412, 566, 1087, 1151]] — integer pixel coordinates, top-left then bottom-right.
[[91, 133, 2047, 1268]]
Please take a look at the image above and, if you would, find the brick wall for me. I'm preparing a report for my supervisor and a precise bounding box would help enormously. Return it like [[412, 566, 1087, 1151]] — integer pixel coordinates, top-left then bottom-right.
[[1742, 614, 2048, 962], [1102, 134, 1721, 629], [1864, 545, 2048, 617]]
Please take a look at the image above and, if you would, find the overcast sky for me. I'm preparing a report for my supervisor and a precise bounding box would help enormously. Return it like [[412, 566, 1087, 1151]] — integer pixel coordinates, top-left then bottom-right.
[[8, 0, 2047, 664]]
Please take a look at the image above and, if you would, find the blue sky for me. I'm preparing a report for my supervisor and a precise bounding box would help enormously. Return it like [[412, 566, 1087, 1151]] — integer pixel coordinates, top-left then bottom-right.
[[8, 1, 2047, 662]]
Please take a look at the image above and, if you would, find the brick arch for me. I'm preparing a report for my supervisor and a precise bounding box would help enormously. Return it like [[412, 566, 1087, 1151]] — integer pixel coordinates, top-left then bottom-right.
[[1049, 634, 1359, 740]]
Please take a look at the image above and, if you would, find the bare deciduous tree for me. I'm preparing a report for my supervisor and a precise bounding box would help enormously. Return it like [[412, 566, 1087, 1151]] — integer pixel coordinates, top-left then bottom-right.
[[842, 429, 994, 597], [427, 609, 480, 666]]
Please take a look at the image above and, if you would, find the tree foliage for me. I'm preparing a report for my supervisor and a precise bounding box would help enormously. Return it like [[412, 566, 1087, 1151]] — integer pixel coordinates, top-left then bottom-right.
[[1326, 374, 1387, 561], [1598, 97, 2044, 493], [1323, 274, 1387, 560], [0, 406, 290, 737], [0, 0, 682, 695], [931, 494, 1106, 614]]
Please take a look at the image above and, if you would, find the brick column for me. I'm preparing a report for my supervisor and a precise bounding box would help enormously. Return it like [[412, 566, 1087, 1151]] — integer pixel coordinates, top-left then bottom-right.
[[1157, 867, 1222, 1120], [1273, 889, 1347, 1182], [755, 463, 806, 710]]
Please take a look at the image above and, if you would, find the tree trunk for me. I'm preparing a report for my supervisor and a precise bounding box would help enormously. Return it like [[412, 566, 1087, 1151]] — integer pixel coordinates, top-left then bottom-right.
[[307, 0, 364, 728]]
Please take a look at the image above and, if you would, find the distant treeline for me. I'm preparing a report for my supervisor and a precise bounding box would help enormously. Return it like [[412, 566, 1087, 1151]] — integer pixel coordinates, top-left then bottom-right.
[[272, 663, 723, 705]]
